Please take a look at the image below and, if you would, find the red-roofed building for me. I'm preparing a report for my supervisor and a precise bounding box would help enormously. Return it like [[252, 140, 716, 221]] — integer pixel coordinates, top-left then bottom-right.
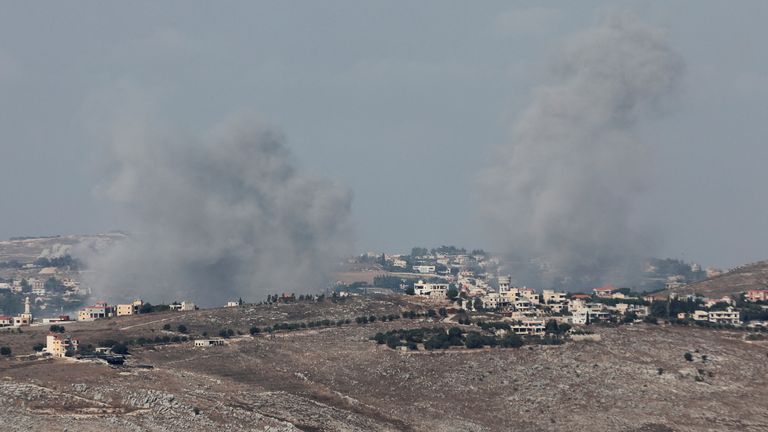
[[570, 294, 591, 300], [593, 284, 616, 298], [745, 290, 768, 302], [0, 315, 11, 327]]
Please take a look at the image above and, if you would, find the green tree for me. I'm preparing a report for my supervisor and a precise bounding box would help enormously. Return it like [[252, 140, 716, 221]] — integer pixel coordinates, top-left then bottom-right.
[[0, 346, 11, 356], [446, 287, 459, 300], [684, 352, 694, 362], [162, 323, 171, 330], [464, 333, 484, 349], [545, 320, 560, 334], [500, 334, 524, 348], [473, 297, 484, 311], [622, 312, 638, 323], [385, 335, 401, 349], [177, 324, 188, 333]]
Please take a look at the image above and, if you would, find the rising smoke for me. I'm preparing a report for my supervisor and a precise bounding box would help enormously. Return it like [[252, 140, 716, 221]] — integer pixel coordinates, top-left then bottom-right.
[[481, 16, 684, 289], [82, 116, 353, 305]]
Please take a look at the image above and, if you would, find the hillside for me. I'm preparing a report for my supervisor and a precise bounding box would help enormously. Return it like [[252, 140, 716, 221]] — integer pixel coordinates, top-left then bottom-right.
[[667, 260, 768, 298], [1, 294, 767, 431]]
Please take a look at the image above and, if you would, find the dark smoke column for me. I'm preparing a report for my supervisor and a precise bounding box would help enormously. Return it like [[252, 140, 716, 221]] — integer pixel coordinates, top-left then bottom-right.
[[86, 116, 353, 305], [480, 16, 684, 289]]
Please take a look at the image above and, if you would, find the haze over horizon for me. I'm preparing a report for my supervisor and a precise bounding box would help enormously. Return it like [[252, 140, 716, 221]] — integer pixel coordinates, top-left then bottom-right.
[[2, 1, 768, 270]]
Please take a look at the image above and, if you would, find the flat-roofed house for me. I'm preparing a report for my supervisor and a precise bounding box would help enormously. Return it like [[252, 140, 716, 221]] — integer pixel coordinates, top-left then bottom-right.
[[45, 333, 79, 358], [708, 308, 741, 325], [194, 338, 226, 347], [116, 300, 144, 316], [78, 302, 114, 321]]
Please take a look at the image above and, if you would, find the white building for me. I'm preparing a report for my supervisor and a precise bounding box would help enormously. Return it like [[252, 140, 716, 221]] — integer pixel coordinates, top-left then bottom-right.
[[170, 301, 197, 311], [498, 276, 511, 292], [413, 265, 436, 274], [194, 339, 226, 347], [707, 308, 741, 325], [511, 319, 545, 336], [414, 280, 448, 299]]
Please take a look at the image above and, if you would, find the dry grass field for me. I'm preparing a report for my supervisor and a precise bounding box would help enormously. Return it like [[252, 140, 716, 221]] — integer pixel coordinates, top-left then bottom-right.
[[1, 295, 767, 431]]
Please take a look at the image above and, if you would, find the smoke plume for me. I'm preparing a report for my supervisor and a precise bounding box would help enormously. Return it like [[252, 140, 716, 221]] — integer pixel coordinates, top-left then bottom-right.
[[82, 116, 353, 305], [481, 16, 683, 289]]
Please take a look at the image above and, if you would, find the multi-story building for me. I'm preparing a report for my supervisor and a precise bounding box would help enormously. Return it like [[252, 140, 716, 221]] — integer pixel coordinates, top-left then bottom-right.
[[45, 333, 79, 358], [511, 319, 545, 336], [78, 302, 114, 321], [498, 276, 511, 292], [542, 290, 567, 305], [116, 300, 144, 316], [414, 280, 448, 299], [707, 308, 741, 325]]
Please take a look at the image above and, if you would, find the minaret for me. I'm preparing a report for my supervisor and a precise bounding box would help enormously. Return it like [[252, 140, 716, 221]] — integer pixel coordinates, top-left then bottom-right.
[[24, 296, 30, 315]]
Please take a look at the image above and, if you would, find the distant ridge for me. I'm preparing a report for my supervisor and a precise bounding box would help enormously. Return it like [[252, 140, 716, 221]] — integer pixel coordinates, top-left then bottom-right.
[[667, 260, 768, 298]]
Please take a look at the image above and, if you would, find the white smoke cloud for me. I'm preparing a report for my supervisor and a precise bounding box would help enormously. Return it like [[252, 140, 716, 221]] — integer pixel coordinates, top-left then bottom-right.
[[82, 116, 353, 305], [38, 243, 72, 260], [481, 16, 684, 289]]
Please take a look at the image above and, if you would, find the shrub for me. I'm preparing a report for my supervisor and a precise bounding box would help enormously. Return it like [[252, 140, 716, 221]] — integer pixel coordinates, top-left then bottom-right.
[[385, 335, 401, 349], [250, 326, 261, 335], [464, 333, 485, 349], [684, 352, 694, 362], [111, 344, 129, 355], [49, 324, 65, 333], [1, 346, 12, 356], [162, 324, 171, 331], [33, 342, 45, 352], [500, 334, 524, 348], [177, 324, 188, 333], [99, 339, 119, 348]]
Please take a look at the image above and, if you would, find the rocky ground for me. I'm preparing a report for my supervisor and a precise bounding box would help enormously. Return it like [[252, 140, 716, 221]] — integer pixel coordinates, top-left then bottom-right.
[[1, 295, 767, 431]]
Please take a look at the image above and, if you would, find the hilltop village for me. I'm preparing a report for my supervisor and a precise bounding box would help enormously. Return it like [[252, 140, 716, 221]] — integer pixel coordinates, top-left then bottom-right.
[[1, 240, 767, 431], [1, 239, 767, 362]]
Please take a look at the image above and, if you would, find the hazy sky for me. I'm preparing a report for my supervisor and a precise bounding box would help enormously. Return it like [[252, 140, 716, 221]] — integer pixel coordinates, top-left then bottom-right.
[[1, 1, 766, 269]]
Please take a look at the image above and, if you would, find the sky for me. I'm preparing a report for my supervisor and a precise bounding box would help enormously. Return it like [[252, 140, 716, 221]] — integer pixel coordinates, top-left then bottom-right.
[[1, 1, 767, 269]]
